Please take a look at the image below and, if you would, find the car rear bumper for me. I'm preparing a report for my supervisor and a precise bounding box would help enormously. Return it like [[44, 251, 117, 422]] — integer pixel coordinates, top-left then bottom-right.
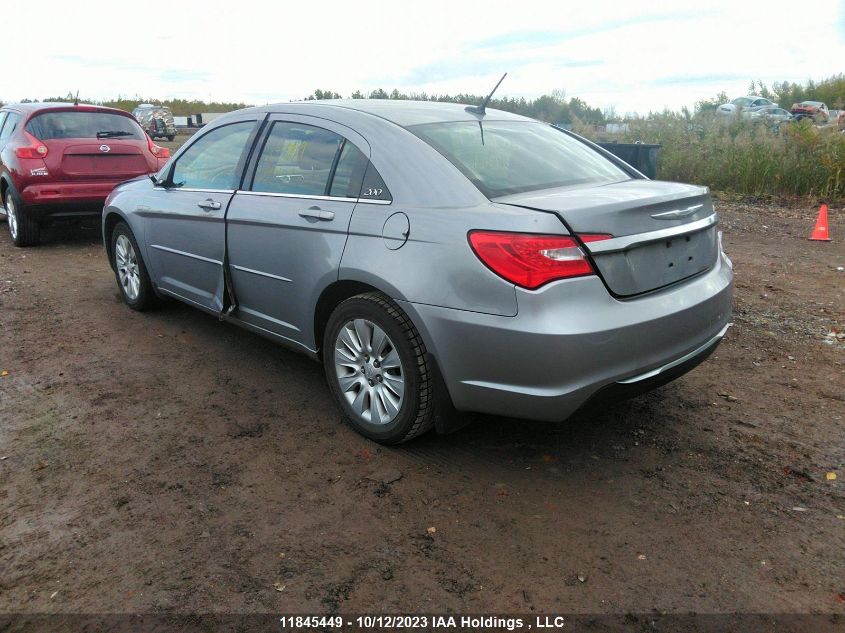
[[400, 250, 733, 422], [20, 180, 128, 209]]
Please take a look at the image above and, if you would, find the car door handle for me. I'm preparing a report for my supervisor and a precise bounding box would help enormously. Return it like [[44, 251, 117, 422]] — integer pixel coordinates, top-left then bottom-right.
[[298, 206, 334, 221], [198, 199, 222, 211]]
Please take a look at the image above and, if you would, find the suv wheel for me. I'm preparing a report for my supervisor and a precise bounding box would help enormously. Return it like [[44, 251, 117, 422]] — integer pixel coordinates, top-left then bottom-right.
[[324, 292, 436, 444], [5, 191, 40, 247], [111, 221, 155, 310]]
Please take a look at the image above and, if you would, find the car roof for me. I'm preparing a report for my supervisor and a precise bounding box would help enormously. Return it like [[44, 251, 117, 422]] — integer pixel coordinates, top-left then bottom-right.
[[239, 99, 532, 128]]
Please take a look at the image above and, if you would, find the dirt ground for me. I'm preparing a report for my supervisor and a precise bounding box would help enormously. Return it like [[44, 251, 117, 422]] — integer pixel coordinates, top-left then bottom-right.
[[0, 196, 843, 622]]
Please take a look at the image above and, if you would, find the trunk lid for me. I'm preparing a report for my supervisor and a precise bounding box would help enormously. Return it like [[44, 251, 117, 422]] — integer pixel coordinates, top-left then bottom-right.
[[496, 179, 719, 297]]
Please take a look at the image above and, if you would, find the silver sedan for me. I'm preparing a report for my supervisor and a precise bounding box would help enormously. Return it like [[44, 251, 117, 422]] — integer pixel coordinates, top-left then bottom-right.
[[103, 100, 733, 443]]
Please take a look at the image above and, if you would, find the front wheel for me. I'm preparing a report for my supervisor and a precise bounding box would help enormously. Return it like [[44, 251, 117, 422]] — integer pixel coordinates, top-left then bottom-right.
[[5, 191, 40, 247], [323, 292, 436, 444], [111, 222, 155, 310]]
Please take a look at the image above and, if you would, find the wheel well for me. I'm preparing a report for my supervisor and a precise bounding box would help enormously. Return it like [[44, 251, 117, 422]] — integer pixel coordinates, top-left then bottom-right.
[[313, 280, 380, 355]]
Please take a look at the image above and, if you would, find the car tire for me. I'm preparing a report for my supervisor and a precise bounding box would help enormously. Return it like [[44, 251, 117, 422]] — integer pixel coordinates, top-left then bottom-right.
[[166, 135, 175, 142], [5, 191, 40, 247], [323, 292, 436, 444], [111, 221, 156, 311]]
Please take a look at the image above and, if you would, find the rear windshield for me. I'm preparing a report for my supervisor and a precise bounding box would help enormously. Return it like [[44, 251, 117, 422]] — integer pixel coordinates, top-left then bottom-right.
[[409, 121, 630, 198], [26, 111, 143, 140]]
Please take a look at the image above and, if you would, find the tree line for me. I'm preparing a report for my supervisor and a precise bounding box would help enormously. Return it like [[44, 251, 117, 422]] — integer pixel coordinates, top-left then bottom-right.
[[2, 74, 843, 123]]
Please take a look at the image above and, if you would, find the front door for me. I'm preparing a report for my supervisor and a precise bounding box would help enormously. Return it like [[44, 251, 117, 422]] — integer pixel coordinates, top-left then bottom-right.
[[144, 119, 258, 312]]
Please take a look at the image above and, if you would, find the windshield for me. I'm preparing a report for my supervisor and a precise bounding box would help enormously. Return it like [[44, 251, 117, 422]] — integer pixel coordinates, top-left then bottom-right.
[[409, 121, 630, 198], [26, 111, 143, 140], [732, 97, 753, 106]]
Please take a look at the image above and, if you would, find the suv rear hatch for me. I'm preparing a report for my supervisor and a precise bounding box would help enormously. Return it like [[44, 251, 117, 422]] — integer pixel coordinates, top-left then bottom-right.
[[496, 179, 719, 297], [58, 142, 150, 178]]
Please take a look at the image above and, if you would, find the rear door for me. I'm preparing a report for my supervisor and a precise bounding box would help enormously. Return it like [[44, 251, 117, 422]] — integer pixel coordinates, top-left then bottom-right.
[[226, 114, 372, 348], [144, 117, 259, 312]]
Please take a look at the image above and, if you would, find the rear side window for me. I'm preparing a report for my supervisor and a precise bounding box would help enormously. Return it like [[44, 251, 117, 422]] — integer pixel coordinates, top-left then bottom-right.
[[26, 111, 143, 140], [252, 122, 342, 196], [0, 113, 7, 136], [172, 121, 255, 190], [411, 121, 630, 198], [360, 162, 391, 202], [329, 141, 368, 198], [0, 113, 21, 141]]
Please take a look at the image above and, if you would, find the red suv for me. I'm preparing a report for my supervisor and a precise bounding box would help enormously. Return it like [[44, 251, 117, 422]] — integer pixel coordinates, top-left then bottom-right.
[[0, 102, 170, 246]]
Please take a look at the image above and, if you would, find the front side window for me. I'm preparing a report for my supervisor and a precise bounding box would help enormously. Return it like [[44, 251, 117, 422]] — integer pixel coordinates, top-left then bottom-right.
[[171, 121, 255, 190], [26, 112, 143, 140], [252, 122, 343, 196], [410, 121, 630, 198], [0, 113, 21, 141]]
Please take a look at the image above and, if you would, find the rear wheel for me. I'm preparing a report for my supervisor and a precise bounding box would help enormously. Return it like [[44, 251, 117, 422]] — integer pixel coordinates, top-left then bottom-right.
[[111, 222, 155, 310], [5, 191, 40, 247], [166, 135, 175, 142], [324, 292, 436, 444]]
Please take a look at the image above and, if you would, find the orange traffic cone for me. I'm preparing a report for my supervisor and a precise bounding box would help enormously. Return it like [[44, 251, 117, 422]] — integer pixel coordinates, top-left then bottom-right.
[[809, 204, 832, 241]]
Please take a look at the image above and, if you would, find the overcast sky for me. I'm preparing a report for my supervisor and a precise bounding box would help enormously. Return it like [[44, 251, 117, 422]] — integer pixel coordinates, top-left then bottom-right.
[[4, 0, 844, 114]]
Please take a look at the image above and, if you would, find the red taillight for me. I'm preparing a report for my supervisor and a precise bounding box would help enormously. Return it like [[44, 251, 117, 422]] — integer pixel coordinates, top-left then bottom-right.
[[147, 134, 170, 159], [469, 231, 604, 289], [15, 131, 48, 159], [578, 233, 613, 243]]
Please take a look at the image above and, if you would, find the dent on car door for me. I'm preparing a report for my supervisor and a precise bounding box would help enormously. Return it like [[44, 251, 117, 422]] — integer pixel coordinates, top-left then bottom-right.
[[225, 117, 378, 350], [144, 120, 257, 312]]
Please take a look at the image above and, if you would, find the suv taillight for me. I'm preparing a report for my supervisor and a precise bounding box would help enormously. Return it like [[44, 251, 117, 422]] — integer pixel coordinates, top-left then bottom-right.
[[15, 131, 48, 159], [147, 134, 170, 159], [468, 231, 610, 289]]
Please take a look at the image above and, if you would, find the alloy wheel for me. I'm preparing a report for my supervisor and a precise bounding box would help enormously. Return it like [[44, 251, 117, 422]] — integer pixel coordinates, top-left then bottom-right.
[[6, 197, 18, 241], [115, 234, 141, 301], [333, 319, 405, 425]]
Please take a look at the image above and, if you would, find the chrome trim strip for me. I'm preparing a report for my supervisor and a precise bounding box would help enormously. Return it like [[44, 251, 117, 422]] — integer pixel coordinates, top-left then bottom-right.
[[617, 322, 732, 384], [172, 188, 235, 194], [650, 204, 704, 219], [587, 213, 718, 254], [237, 190, 392, 205], [151, 244, 222, 266], [238, 191, 358, 203], [231, 264, 291, 283]]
